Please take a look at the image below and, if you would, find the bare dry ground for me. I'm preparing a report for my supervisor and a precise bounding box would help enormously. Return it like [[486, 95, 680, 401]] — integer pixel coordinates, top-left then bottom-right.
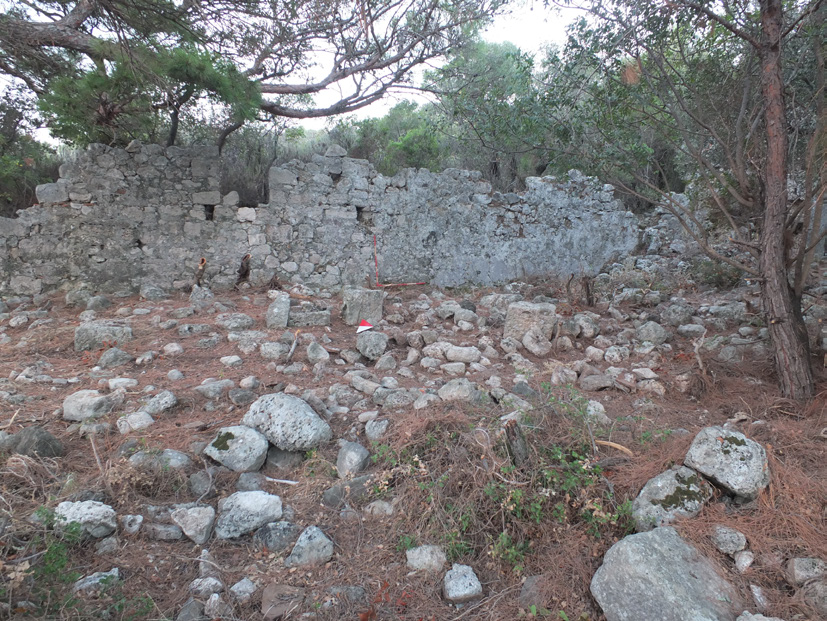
[[0, 275, 825, 621]]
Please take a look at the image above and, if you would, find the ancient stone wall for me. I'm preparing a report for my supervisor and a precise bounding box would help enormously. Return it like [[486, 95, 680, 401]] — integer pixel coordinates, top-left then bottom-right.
[[0, 143, 640, 296]]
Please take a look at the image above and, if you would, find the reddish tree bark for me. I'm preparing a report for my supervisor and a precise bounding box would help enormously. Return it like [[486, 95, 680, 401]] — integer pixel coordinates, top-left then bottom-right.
[[758, 0, 816, 399]]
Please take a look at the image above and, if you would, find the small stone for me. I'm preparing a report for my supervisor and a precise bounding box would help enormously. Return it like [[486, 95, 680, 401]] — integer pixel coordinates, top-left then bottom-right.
[[306, 342, 330, 364], [365, 419, 389, 441], [712, 526, 747, 556], [140, 390, 178, 416], [55, 500, 116, 538], [215, 491, 282, 539], [163, 342, 184, 356], [356, 331, 389, 361], [786, 557, 827, 586], [254, 521, 302, 553], [220, 355, 243, 368], [735, 550, 755, 573], [230, 578, 257, 604], [284, 525, 334, 567], [144, 523, 183, 541], [119, 514, 143, 534], [189, 577, 224, 598], [443, 563, 483, 604], [579, 374, 614, 391], [73, 568, 119, 594], [406, 545, 446, 573], [636, 321, 669, 345], [97, 347, 134, 369], [171, 506, 216, 545], [94, 535, 119, 556], [336, 441, 370, 478]]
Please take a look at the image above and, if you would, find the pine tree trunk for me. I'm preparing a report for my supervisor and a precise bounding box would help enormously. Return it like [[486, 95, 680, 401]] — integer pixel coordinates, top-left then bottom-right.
[[759, 0, 816, 400]]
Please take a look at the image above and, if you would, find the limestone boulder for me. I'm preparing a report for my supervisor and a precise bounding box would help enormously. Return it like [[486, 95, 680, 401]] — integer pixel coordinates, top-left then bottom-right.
[[631, 466, 713, 531], [204, 425, 269, 472], [635, 321, 669, 345], [74, 321, 133, 352], [55, 501, 117, 538], [443, 564, 483, 604], [336, 441, 370, 479], [171, 506, 216, 545], [215, 491, 282, 539], [241, 393, 332, 452], [284, 526, 334, 567], [356, 331, 388, 361], [684, 427, 769, 500], [503, 302, 557, 341], [140, 390, 178, 416], [216, 313, 255, 330], [63, 390, 120, 422], [406, 545, 446, 573], [591, 527, 743, 621]]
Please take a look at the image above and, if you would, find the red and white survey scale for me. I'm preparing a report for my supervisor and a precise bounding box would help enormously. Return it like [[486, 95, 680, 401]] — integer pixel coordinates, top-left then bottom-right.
[[356, 320, 373, 333]]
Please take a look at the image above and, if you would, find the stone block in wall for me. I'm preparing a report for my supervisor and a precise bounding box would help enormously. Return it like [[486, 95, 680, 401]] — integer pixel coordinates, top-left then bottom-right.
[[35, 180, 70, 204], [235, 207, 256, 222], [192, 191, 220, 205], [58, 161, 82, 180], [224, 192, 240, 207], [248, 233, 266, 246], [191, 157, 217, 177], [10, 275, 42, 295], [325, 144, 347, 157], [270, 167, 298, 187]]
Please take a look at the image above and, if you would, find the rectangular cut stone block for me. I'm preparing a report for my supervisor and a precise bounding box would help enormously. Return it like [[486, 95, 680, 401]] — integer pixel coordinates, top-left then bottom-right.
[[192, 191, 221, 205], [288, 309, 331, 327]]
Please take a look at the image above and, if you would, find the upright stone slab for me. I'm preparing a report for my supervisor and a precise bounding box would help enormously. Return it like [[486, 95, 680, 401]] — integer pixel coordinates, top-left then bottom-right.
[[266, 293, 290, 329], [591, 527, 743, 621], [341, 287, 385, 326]]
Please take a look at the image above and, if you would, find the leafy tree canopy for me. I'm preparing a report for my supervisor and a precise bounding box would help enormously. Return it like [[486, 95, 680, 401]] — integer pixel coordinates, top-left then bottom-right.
[[0, 0, 507, 145]]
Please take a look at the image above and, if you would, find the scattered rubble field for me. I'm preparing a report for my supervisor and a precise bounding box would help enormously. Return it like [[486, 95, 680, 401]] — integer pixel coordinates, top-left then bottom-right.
[[0, 272, 825, 621]]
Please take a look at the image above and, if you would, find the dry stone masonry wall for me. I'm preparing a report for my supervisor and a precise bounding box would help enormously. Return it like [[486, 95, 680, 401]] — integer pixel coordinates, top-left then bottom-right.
[[0, 143, 640, 296]]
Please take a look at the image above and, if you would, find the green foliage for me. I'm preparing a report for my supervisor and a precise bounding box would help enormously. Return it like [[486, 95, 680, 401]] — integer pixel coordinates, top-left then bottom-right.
[[443, 529, 474, 561], [489, 531, 530, 573], [0, 85, 59, 217], [396, 534, 417, 551], [688, 258, 743, 288], [39, 44, 261, 146], [335, 101, 444, 175]]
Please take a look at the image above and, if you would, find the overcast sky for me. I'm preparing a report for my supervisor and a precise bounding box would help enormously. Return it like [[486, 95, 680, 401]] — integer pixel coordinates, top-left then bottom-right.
[[299, 1, 578, 130], [16, 1, 579, 139]]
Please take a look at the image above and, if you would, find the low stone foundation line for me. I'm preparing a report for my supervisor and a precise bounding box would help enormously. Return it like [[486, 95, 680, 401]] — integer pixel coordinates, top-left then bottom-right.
[[0, 142, 640, 296]]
